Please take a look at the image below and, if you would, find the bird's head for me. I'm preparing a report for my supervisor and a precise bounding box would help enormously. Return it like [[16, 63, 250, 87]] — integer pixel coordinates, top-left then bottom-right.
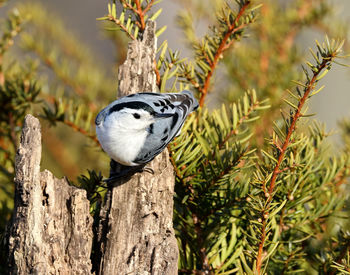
[[116, 107, 173, 131]]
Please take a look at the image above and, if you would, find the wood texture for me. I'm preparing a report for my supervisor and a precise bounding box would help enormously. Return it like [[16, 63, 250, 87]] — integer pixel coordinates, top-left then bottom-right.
[[5, 20, 178, 275], [97, 21, 179, 275], [6, 115, 93, 275]]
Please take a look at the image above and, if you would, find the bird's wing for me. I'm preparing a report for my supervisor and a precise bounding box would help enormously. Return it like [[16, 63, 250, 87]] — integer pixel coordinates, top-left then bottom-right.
[[133, 91, 198, 164]]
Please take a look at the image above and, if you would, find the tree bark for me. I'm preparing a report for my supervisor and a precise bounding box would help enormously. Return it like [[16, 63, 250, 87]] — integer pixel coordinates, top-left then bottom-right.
[[96, 21, 179, 275], [5, 20, 178, 275], [6, 115, 93, 275]]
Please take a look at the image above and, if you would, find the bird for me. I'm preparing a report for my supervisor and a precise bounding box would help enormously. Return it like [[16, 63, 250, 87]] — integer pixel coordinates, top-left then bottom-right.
[[95, 90, 198, 178]]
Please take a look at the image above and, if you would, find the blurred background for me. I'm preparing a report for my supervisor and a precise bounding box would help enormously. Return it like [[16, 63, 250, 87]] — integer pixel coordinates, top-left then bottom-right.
[[33, 0, 350, 132], [1, 1, 350, 273]]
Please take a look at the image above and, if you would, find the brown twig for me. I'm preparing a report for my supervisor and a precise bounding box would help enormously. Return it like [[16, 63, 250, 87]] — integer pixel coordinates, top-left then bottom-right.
[[255, 54, 336, 274], [108, 15, 136, 40], [122, 0, 156, 32], [198, 1, 251, 107], [136, 0, 155, 31], [268, 60, 331, 195], [329, 238, 350, 275], [192, 211, 212, 274]]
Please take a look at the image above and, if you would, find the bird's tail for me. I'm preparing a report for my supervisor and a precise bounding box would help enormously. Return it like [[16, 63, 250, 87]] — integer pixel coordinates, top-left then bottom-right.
[[181, 90, 199, 111]]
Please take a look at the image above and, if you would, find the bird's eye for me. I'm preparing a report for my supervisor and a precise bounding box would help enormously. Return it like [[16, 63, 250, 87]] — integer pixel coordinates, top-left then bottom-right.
[[133, 113, 141, 119]]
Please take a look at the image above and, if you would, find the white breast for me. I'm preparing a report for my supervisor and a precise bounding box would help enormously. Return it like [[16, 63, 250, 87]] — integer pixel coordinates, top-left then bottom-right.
[[96, 113, 148, 166]]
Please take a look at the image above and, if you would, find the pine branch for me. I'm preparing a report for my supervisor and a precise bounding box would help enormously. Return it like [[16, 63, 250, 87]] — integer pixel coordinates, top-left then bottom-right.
[[255, 38, 345, 274], [198, 1, 252, 107], [218, 99, 262, 150], [132, 0, 155, 31], [106, 14, 136, 40], [101, 0, 164, 41], [331, 241, 350, 275], [173, 90, 269, 273]]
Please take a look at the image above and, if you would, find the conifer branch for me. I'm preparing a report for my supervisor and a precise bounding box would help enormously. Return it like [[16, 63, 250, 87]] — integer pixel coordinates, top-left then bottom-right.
[[268, 58, 334, 195], [105, 0, 159, 40], [255, 39, 344, 274], [119, 0, 156, 31], [198, 1, 251, 107], [134, 0, 155, 31], [218, 100, 261, 150], [107, 15, 136, 40]]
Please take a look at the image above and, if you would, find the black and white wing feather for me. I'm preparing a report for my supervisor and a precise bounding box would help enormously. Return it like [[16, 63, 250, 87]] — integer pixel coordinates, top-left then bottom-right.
[[133, 90, 198, 164]]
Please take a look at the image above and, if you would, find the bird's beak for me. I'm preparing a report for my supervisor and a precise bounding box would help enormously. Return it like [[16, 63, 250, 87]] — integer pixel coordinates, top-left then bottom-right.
[[154, 112, 174, 118]]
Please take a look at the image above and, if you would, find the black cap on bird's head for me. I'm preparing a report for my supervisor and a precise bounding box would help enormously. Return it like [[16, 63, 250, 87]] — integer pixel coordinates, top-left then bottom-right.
[[108, 101, 154, 115]]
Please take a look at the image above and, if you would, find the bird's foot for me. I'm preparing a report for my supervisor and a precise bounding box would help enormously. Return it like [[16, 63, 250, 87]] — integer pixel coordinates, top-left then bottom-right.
[[142, 166, 154, 174], [104, 161, 153, 185]]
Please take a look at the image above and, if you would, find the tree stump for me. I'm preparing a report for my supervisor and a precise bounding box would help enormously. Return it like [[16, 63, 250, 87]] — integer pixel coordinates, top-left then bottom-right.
[[6, 115, 93, 275], [96, 21, 179, 275], [5, 20, 178, 275]]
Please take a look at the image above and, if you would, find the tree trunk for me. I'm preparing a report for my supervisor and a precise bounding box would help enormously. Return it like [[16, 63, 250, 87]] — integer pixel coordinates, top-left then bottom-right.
[[96, 21, 179, 274], [5, 20, 178, 275], [6, 115, 93, 275]]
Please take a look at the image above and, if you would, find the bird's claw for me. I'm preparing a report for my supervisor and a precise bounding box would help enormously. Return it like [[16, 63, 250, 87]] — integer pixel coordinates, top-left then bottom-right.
[[143, 166, 154, 174], [104, 163, 154, 185]]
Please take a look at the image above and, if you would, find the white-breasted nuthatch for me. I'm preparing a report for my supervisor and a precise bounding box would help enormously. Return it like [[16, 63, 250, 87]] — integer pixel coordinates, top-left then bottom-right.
[[95, 90, 199, 167]]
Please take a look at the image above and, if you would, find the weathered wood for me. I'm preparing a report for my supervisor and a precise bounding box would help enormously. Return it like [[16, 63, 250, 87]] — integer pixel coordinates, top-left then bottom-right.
[[6, 115, 93, 275], [97, 21, 179, 275], [5, 20, 178, 275]]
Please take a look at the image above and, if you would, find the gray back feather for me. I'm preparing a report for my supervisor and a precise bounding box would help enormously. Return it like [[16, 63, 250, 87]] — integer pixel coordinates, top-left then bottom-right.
[[134, 90, 198, 164], [95, 90, 198, 165]]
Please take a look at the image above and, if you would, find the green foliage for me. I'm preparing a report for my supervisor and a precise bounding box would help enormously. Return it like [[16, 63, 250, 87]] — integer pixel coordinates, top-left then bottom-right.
[[98, 0, 166, 40], [173, 37, 350, 274], [1, 1, 350, 274], [177, 1, 259, 104], [76, 170, 106, 214], [172, 89, 270, 272]]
